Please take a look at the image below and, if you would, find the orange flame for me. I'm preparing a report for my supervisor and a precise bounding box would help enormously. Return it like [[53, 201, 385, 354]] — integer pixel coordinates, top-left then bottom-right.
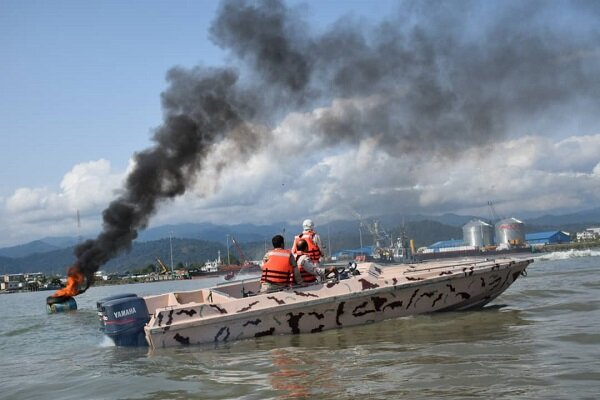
[[52, 265, 85, 298]]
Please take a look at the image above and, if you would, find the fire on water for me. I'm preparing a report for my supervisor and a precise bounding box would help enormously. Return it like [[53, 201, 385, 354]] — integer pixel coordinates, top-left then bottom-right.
[[46, 265, 87, 313], [52, 265, 85, 298]]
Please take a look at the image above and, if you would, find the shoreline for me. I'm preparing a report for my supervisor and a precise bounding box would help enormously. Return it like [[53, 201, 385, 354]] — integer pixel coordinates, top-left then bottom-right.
[[2, 243, 599, 296]]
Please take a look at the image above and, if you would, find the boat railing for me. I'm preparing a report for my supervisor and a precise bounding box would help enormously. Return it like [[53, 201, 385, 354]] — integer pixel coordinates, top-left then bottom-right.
[[402, 259, 500, 275]]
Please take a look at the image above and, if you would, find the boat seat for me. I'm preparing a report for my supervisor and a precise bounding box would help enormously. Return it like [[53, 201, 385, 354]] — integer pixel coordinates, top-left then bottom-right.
[[173, 290, 207, 304]]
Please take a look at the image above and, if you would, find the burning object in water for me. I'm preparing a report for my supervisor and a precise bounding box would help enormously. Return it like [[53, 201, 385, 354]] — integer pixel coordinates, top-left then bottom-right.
[[46, 265, 88, 313], [46, 296, 77, 313]]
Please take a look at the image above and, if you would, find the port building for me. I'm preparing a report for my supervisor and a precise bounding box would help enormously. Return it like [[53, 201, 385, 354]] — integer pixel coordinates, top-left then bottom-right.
[[525, 231, 571, 246], [422, 218, 571, 254], [331, 246, 374, 260]]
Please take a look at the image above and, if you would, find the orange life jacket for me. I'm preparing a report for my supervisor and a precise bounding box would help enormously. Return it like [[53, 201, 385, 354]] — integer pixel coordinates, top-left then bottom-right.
[[294, 231, 322, 263], [261, 248, 294, 286], [295, 252, 317, 283]]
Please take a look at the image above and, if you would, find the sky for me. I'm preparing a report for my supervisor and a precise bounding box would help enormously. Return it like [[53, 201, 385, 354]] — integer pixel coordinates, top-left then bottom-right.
[[1, 0, 600, 248]]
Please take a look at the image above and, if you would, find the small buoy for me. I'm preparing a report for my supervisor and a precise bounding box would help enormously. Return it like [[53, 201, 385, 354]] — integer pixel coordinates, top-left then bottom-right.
[[46, 296, 77, 313]]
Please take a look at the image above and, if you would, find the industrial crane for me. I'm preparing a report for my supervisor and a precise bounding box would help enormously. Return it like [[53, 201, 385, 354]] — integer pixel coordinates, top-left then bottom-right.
[[487, 201, 501, 223], [230, 236, 248, 264], [351, 210, 391, 248], [156, 258, 170, 274]]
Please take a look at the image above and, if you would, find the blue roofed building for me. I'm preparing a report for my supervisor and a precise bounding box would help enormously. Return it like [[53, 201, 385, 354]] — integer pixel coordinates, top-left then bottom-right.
[[428, 239, 466, 250], [525, 231, 571, 246], [417, 239, 476, 256], [331, 246, 374, 260]]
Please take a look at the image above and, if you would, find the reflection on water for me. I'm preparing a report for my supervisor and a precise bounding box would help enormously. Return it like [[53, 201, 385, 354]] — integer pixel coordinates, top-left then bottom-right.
[[120, 307, 536, 399], [1, 254, 600, 399], [268, 347, 338, 399]]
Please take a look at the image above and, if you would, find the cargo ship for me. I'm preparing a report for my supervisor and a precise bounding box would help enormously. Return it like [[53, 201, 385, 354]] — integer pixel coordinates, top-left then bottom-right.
[[187, 251, 261, 279]]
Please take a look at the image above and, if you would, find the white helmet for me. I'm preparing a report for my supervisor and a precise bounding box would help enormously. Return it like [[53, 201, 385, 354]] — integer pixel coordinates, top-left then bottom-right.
[[302, 219, 314, 231]]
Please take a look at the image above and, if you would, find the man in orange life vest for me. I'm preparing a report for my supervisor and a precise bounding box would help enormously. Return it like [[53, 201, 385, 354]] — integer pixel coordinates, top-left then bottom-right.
[[260, 234, 302, 293], [294, 239, 337, 283], [292, 219, 323, 264]]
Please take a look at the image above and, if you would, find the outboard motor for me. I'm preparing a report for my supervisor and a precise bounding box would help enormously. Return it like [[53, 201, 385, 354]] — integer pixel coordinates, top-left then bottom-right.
[[98, 295, 150, 346], [46, 296, 77, 313], [96, 293, 138, 330]]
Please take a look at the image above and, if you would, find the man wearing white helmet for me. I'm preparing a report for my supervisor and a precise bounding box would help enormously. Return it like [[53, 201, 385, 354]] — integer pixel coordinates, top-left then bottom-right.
[[292, 219, 324, 264]]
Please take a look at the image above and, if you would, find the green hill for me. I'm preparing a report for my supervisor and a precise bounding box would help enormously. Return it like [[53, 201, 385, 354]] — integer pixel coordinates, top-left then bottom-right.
[[0, 238, 228, 275]]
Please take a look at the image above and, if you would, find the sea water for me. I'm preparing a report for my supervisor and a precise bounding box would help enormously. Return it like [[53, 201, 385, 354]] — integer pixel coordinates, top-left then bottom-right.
[[1, 253, 599, 399]]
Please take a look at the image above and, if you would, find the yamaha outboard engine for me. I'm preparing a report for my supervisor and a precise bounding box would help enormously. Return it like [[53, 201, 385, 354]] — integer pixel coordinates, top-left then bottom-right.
[[96, 293, 137, 330], [98, 294, 150, 346]]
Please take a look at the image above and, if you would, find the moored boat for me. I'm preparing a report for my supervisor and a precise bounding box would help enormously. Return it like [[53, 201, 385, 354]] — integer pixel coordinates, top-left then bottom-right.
[[98, 256, 533, 349]]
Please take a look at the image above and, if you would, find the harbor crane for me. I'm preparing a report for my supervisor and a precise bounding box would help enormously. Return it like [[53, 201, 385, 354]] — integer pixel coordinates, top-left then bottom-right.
[[230, 236, 249, 264], [353, 210, 391, 248], [156, 258, 169, 275], [488, 201, 501, 223]]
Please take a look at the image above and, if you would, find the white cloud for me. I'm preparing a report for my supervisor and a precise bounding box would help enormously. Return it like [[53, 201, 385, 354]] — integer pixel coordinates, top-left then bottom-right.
[[6, 187, 51, 213], [1, 159, 124, 246], [412, 135, 600, 216], [2, 113, 600, 248]]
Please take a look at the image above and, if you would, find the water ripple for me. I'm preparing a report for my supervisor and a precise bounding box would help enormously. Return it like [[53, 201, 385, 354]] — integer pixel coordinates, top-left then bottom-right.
[[2, 257, 600, 399]]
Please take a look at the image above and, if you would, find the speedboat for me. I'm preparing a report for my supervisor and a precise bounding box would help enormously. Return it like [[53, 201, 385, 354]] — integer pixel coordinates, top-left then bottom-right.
[[224, 271, 235, 280], [97, 256, 533, 349]]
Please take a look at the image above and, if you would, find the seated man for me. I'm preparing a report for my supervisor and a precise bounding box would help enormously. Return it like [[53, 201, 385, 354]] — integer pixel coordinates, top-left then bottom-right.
[[260, 235, 302, 293], [294, 239, 337, 283]]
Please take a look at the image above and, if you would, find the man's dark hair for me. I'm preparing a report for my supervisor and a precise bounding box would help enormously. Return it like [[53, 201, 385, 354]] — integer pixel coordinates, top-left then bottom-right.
[[272, 234, 285, 248], [296, 239, 308, 252]]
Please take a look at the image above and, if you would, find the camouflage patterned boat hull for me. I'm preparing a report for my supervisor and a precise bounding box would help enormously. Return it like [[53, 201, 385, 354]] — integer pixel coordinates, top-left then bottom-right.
[[140, 257, 533, 349]]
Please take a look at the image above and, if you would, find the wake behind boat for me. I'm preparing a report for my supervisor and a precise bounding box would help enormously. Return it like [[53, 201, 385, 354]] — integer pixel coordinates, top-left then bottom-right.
[[98, 256, 533, 349]]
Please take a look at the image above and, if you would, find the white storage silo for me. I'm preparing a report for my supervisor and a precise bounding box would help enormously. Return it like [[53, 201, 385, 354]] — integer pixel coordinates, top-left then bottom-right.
[[462, 219, 494, 247], [495, 218, 525, 245]]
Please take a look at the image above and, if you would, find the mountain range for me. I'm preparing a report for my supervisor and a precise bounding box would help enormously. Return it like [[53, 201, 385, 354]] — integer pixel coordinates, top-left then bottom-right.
[[2, 208, 599, 276]]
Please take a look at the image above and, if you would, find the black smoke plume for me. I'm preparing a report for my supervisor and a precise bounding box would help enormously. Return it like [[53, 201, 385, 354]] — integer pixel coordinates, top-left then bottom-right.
[[73, 0, 600, 286]]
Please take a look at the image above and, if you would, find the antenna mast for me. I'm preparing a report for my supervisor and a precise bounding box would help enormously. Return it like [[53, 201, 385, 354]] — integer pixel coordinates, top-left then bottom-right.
[[487, 201, 500, 223], [76, 209, 82, 243]]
